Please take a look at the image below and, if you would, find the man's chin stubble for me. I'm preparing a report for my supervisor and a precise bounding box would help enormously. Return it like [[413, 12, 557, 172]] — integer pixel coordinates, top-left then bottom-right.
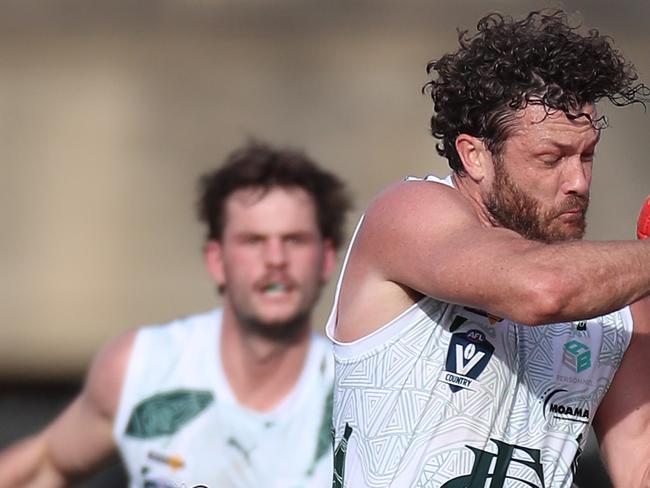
[[240, 311, 310, 343]]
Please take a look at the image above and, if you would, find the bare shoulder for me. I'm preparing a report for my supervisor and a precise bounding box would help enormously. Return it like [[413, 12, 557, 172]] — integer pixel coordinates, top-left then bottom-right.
[[364, 179, 477, 231], [83, 330, 137, 421], [335, 179, 484, 341], [356, 179, 484, 272]]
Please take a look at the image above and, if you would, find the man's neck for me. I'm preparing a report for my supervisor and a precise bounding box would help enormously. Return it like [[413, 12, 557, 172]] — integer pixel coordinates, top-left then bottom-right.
[[219, 306, 311, 412], [451, 172, 496, 228]]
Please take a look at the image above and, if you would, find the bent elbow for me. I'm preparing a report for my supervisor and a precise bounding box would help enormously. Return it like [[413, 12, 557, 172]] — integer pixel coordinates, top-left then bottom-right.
[[515, 273, 577, 326]]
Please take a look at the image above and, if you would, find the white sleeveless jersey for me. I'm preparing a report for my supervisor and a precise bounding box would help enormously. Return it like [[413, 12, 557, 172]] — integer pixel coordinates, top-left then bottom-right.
[[114, 309, 334, 488], [326, 175, 633, 488]]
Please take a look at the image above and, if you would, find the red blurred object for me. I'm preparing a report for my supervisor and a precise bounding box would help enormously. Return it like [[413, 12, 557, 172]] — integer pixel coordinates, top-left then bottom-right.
[[637, 195, 650, 240]]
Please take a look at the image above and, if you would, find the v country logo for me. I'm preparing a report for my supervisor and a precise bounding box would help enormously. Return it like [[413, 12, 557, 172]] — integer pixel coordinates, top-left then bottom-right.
[[441, 329, 494, 393]]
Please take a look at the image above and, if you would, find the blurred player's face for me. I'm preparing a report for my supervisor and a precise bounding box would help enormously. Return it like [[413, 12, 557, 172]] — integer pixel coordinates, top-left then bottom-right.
[[206, 186, 334, 341], [484, 104, 597, 242]]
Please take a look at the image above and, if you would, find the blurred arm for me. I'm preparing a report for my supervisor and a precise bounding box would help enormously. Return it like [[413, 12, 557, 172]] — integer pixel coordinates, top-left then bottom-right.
[[593, 296, 650, 487], [594, 199, 650, 487], [0, 331, 134, 487]]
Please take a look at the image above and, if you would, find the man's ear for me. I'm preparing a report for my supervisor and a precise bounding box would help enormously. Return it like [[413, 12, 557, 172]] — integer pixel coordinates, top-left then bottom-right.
[[455, 134, 492, 182], [320, 239, 336, 283], [204, 240, 226, 289]]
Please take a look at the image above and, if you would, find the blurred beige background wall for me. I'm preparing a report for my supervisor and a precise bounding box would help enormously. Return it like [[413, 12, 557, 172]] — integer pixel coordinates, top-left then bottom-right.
[[1, 0, 648, 380]]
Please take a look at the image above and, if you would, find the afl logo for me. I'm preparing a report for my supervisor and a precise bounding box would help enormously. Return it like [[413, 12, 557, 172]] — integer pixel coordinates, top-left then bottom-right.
[[466, 330, 486, 343], [443, 329, 494, 393]]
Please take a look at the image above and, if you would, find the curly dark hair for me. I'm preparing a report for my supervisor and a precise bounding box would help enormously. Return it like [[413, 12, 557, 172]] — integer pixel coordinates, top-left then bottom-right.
[[423, 10, 649, 173], [197, 140, 352, 250]]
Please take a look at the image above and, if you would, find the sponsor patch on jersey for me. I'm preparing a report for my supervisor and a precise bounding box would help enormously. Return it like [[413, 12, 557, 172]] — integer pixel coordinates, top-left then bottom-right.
[[125, 389, 214, 438], [542, 388, 591, 424], [562, 340, 591, 373], [147, 451, 185, 470], [441, 329, 494, 392], [555, 373, 593, 387]]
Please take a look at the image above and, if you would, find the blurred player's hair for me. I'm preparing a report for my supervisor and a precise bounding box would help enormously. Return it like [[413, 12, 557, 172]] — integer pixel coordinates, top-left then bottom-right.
[[197, 140, 352, 249]]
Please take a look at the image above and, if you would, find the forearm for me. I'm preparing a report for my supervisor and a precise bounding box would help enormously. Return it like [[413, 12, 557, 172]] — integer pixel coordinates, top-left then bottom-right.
[[506, 239, 650, 324], [0, 399, 117, 488], [370, 185, 650, 326], [0, 333, 127, 488], [0, 435, 66, 488]]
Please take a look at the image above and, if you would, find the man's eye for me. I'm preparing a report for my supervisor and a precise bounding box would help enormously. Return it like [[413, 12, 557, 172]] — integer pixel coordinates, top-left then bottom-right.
[[581, 153, 595, 163], [541, 156, 562, 166], [286, 234, 312, 245], [244, 236, 264, 244]]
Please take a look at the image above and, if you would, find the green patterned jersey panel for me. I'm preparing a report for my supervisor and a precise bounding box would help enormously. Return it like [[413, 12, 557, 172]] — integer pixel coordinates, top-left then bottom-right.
[[125, 389, 214, 438]]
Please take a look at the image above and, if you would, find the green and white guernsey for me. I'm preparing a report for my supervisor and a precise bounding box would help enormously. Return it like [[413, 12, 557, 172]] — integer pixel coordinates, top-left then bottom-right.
[[114, 309, 334, 488], [326, 175, 633, 488]]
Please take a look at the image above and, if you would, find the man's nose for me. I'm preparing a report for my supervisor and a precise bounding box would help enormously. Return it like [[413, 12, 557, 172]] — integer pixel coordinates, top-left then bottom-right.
[[263, 238, 287, 267], [561, 157, 591, 196]]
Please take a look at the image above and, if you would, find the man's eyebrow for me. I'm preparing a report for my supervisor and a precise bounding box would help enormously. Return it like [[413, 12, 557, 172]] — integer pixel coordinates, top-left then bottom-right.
[[233, 230, 265, 238], [536, 133, 600, 152]]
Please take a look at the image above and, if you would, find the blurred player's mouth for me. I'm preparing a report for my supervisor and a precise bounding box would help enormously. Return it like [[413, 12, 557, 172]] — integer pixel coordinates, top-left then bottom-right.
[[255, 277, 296, 299], [262, 283, 289, 294]]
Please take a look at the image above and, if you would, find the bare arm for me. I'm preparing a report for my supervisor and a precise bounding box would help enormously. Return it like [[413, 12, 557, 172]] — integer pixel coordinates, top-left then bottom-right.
[[0, 331, 135, 487], [337, 182, 650, 339], [593, 296, 650, 487]]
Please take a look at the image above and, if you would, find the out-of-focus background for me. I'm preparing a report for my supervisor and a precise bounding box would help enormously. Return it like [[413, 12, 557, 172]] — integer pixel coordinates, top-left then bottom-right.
[[1, 0, 647, 486]]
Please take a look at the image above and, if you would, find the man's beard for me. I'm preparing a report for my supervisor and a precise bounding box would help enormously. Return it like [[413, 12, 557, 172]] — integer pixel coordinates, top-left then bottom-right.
[[236, 307, 311, 343], [484, 162, 589, 243]]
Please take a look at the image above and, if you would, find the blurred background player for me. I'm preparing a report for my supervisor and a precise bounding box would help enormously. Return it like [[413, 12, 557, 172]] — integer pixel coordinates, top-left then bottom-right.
[[328, 10, 650, 488], [0, 140, 352, 487]]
